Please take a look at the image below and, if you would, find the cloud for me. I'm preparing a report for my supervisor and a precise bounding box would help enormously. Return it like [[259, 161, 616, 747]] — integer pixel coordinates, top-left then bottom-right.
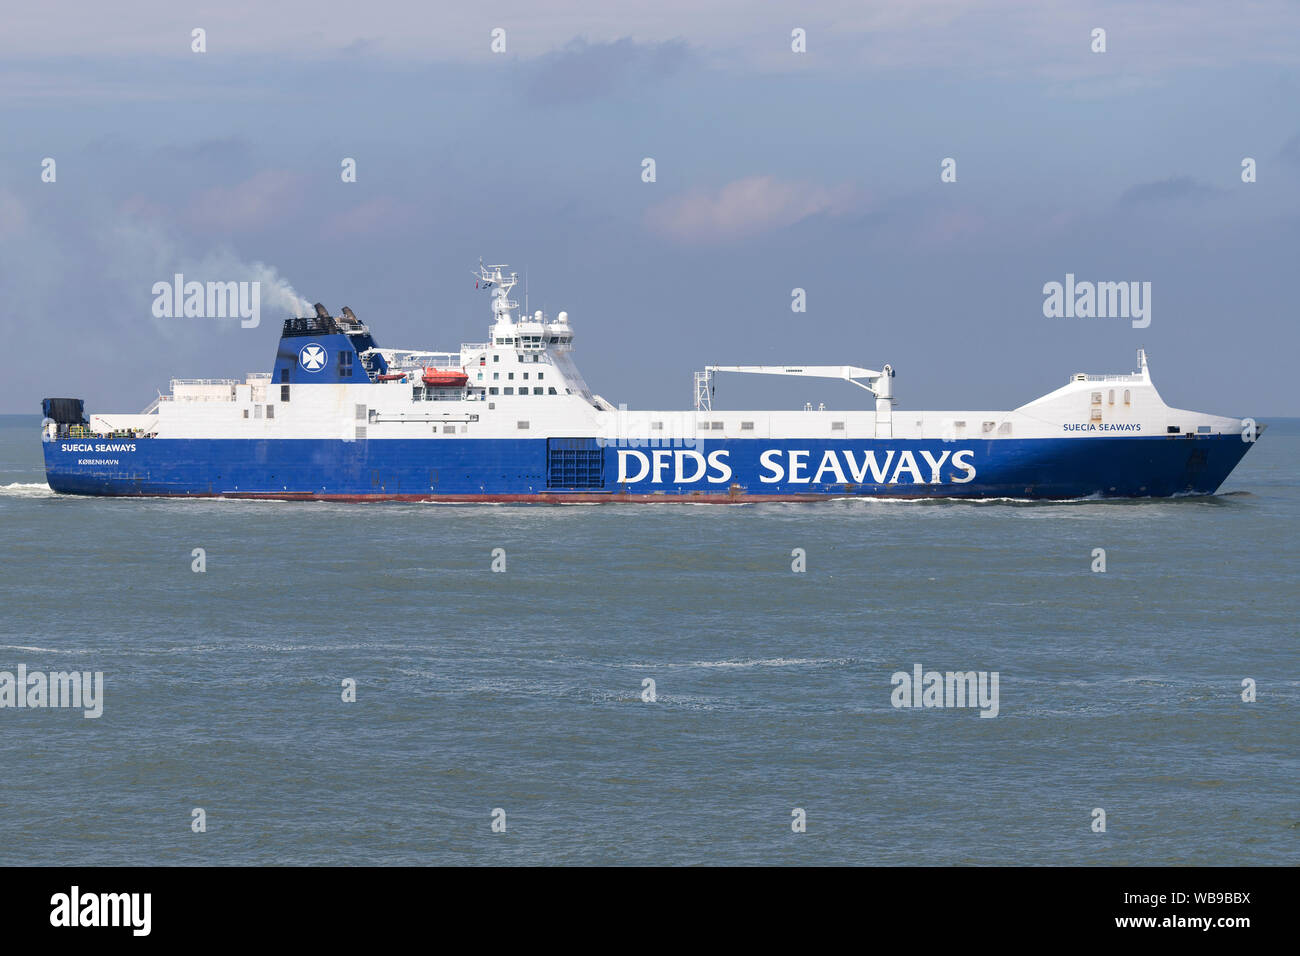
[[187, 170, 304, 231], [3, 0, 1298, 114], [1118, 176, 1219, 205], [158, 137, 253, 168], [917, 206, 987, 244], [1, 1, 1299, 81], [525, 36, 691, 105], [645, 176, 857, 243], [321, 197, 414, 238]]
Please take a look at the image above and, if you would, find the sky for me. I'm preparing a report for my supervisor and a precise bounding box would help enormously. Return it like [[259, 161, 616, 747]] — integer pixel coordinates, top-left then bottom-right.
[[1, 1, 1298, 415]]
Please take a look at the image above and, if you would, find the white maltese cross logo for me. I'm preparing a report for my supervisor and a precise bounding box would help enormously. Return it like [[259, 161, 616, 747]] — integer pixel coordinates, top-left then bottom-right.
[[299, 344, 327, 371]]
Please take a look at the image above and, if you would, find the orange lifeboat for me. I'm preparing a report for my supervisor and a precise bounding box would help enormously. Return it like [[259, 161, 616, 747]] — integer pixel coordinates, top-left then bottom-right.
[[422, 367, 469, 387]]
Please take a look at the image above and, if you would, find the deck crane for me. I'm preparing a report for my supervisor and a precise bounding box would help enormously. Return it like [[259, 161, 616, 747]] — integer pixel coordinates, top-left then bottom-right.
[[695, 364, 896, 437]]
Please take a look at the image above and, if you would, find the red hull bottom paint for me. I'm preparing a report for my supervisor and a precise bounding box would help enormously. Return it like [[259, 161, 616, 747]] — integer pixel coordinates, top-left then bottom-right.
[[52, 490, 1125, 503]]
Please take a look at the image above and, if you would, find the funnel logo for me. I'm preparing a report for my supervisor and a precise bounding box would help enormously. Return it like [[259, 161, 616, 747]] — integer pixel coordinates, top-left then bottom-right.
[[299, 344, 327, 372]]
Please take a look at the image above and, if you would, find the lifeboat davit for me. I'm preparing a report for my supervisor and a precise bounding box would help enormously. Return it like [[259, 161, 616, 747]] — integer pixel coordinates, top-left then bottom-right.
[[422, 367, 469, 387]]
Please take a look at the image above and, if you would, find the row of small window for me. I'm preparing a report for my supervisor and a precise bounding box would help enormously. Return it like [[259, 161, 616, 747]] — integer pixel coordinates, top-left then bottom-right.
[[646, 421, 763, 431], [243, 405, 275, 419], [1091, 390, 1132, 406], [488, 386, 558, 395], [487, 352, 548, 362], [491, 337, 570, 346], [480, 371, 544, 381], [650, 421, 848, 432]]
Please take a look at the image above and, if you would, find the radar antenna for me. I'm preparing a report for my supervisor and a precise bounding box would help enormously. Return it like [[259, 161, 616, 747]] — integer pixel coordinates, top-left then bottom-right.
[[474, 260, 519, 321]]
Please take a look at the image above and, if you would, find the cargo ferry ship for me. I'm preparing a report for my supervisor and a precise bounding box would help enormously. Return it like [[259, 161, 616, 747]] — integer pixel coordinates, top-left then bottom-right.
[[41, 263, 1261, 501]]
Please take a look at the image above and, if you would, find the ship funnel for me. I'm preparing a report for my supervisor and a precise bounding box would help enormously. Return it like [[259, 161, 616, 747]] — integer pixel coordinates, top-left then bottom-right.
[[313, 302, 331, 320], [341, 306, 359, 324]]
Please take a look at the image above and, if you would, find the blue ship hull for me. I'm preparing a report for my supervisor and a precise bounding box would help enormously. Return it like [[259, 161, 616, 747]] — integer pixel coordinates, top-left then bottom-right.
[[42, 434, 1252, 500]]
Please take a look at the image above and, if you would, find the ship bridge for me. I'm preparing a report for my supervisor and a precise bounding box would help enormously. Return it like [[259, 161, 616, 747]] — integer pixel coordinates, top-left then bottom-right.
[[464, 262, 597, 406]]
